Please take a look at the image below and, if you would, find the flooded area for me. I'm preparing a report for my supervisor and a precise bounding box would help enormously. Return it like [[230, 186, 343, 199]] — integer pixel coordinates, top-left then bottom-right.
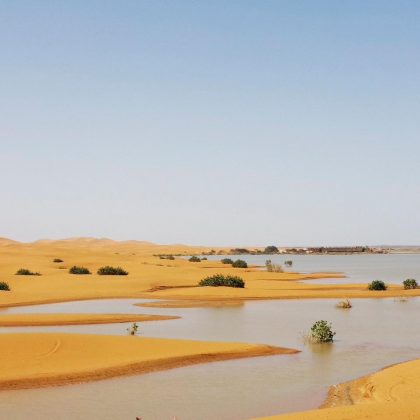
[[0, 297, 419, 419], [203, 253, 420, 285]]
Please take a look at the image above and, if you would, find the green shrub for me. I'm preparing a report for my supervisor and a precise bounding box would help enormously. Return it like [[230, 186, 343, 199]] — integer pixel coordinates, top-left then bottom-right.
[[201, 257, 208, 260], [368, 280, 387, 291], [284, 260, 293, 267], [53, 258, 63, 263], [69, 266, 91, 275], [264, 246, 279, 254], [310, 320, 336, 343], [15, 268, 41, 276], [403, 279, 418, 289], [189, 256, 201, 262], [232, 259, 248, 268], [97, 266, 128, 275], [199, 274, 245, 288], [0, 282, 10, 291], [221, 258, 234, 264]]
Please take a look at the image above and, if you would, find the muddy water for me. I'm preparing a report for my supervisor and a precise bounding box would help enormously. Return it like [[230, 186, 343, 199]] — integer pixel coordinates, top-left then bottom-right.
[[0, 298, 419, 419]]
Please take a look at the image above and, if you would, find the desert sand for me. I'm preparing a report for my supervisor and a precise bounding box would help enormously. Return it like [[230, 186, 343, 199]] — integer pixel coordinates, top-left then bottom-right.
[[258, 358, 420, 419], [0, 313, 179, 326], [0, 333, 297, 390], [1, 238, 419, 308]]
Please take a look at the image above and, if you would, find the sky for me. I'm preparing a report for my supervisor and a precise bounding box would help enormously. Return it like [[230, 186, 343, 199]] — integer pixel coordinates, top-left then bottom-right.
[[1, 1, 420, 246]]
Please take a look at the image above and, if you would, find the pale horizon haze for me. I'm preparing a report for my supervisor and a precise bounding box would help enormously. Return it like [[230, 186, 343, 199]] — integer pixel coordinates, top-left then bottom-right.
[[1, 1, 419, 246]]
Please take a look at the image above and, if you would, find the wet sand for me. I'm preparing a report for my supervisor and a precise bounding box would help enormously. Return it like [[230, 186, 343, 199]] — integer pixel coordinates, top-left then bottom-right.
[[258, 358, 420, 419], [0, 313, 179, 326]]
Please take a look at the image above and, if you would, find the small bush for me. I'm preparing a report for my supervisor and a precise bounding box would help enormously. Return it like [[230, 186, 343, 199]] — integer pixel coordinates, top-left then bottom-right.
[[221, 258, 234, 264], [284, 260, 293, 267], [127, 322, 139, 336], [189, 256, 201, 262], [0, 282, 10, 291], [53, 258, 63, 263], [265, 260, 283, 272], [69, 266, 91, 275], [201, 257, 208, 260], [368, 280, 387, 291], [232, 259, 248, 268], [310, 320, 336, 343], [15, 268, 41, 276], [97, 266, 128, 276], [336, 299, 352, 309], [264, 246, 279, 254], [199, 274, 245, 288], [403, 279, 418, 289]]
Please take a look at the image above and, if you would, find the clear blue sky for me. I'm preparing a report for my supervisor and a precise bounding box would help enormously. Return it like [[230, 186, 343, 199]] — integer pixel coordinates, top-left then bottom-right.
[[1, 1, 419, 246]]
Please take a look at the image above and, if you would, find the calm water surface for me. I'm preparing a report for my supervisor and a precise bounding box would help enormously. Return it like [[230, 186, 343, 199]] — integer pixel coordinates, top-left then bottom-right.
[[203, 253, 420, 284], [0, 297, 419, 419]]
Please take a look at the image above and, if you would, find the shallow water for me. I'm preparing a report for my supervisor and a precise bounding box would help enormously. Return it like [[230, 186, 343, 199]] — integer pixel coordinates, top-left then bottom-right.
[[0, 297, 419, 419], [203, 253, 420, 284]]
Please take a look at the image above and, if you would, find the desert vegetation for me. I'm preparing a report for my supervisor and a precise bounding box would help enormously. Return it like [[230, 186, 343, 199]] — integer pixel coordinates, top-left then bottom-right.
[[188, 256, 201, 262], [336, 299, 352, 309], [0, 281, 10, 291], [53, 258, 64, 263], [127, 322, 139, 336], [306, 320, 336, 343], [368, 280, 387, 290], [198, 274, 245, 288], [265, 260, 283, 272], [284, 260, 293, 267], [232, 259, 248, 268], [15, 268, 41, 276], [221, 258, 234, 264], [69, 266, 91, 275], [403, 278, 418, 289], [97, 266, 128, 275], [264, 245, 279, 254]]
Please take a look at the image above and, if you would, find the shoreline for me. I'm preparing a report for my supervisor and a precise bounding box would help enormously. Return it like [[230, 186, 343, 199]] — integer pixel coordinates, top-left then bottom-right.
[[0, 313, 180, 327], [0, 333, 298, 391]]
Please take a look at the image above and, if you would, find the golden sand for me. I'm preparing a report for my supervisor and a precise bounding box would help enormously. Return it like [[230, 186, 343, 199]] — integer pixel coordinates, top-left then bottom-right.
[[0, 313, 179, 327], [0, 333, 297, 390], [1, 238, 418, 308], [257, 358, 420, 419]]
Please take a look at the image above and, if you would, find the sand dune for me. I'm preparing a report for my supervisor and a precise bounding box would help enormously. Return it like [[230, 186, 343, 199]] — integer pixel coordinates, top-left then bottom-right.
[[0, 333, 297, 390], [1, 239, 418, 308]]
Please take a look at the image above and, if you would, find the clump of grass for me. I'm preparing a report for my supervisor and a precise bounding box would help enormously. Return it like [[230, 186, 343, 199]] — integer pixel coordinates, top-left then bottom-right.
[[265, 260, 283, 272], [221, 258, 234, 264], [403, 278, 418, 289], [304, 320, 336, 344], [232, 259, 248, 268], [69, 266, 91, 275], [368, 280, 387, 291], [336, 299, 352, 309], [199, 274, 245, 288], [158, 255, 175, 260], [127, 322, 139, 336], [189, 256, 201, 262], [284, 260, 293, 267], [97, 266, 128, 276], [15, 268, 41, 276], [0, 282, 10, 291], [53, 258, 63, 263]]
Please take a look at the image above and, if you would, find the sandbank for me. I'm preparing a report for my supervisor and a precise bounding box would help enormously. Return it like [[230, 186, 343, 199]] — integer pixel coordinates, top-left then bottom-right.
[[0, 333, 298, 390], [257, 358, 420, 419], [0, 313, 179, 327]]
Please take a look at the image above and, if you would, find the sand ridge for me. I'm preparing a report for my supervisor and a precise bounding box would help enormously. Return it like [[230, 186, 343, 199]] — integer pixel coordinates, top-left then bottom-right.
[[0, 313, 179, 327], [0, 333, 298, 390]]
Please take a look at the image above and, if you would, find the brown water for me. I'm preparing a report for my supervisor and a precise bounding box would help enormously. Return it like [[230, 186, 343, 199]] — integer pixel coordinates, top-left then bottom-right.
[[0, 298, 419, 419]]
